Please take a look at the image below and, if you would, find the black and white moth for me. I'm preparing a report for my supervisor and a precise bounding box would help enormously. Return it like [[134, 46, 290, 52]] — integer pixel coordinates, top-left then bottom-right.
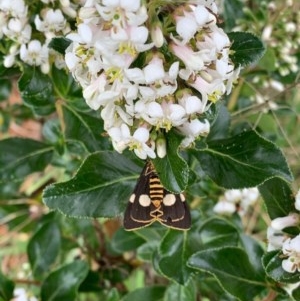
[[123, 161, 191, 230]]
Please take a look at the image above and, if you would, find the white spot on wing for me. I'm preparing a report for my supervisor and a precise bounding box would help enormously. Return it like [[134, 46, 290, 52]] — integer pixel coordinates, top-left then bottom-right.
[[139, 194, 151, 207], [163, 194, 176, 206], [180, 193, 185, 202], [129, 193, 136, 203]]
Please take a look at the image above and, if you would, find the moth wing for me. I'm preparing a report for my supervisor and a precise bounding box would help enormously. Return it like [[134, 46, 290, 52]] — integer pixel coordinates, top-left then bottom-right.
[[123, 202, 154, 230], [160, 192, 191, 230], [123, 163, 154, 231]]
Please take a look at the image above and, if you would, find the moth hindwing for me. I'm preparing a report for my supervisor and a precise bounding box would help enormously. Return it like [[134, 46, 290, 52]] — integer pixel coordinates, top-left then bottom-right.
[[123, 161, 191, 231]]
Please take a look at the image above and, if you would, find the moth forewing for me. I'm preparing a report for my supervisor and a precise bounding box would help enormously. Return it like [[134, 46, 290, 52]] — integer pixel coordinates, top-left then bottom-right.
[[160, 192, 191, 230]]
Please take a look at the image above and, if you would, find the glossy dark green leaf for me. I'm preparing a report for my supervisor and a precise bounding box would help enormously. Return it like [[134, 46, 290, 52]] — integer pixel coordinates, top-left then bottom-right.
[[259, 177, 295, 220], [191, 130, 292, 188], [163, 280, 196, 301], [122, 286, 166, 301], [228, 32, 265, 67], [158, 230, 194, 285], [0, 79, 11, 102], [62, 104, 111, 152], [43, 151, 141, 217], [18, 66, 55, 115], [153, 130, 189, 193], [188, 247, 266, 301], [48, 37, 72, 55], [27, 222, 61, 279], [137, 241, 159, 261], [207, 103, 231, 142], [262, 251, 300, 284], [240, 234, 265, 276], [51, 66, 83, 103], [110, 228, 145, 253], [0, 138, 53, 183], [200, 217, 239, 248], [223, 0, 244, 31], [0, 271, 14, 301], [41, 260, 89, 301]]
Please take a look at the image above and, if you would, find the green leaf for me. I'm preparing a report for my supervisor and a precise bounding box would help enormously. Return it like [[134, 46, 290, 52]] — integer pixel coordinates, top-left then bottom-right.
[[158, 230, 194, 285], [0, 271, 14, 301], [239, 234, 265, 277], [0, 138, 53, 183], [258, 47, 277, 72], [200, 217, 239, 248], [153, 130, 189, 193], [137, 241, 159, 261], [61, 104, 111, 152], [188, 247, 266, 301], [0, 79, 12, 102], [262, 250, 300, 284], [223, 0, 244, 31], [191, 130, 292, 188], [43, 151, 141, 218], [48, 37, 72, 55], [259, 177, 296, 220], [107, 288, 120, 301], [207, 103, 231, 142], [51, 66, 83, 104], [228, 32, 265, 67], [41, 260, 89, 301], [122, 286, 166, 301], [163, 280, 196, 301], [27, 222, 61, 279], [292, 286, 300, 301], [18, 66, 55, 115], [110, 228, 145, 253]]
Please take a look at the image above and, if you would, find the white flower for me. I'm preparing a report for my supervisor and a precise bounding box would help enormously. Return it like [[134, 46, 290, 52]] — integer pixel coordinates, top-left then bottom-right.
[[282, 235, 300, 273], [171, 43, 205, 71], [267, 226, 286, 251], [271, 213, 300, 231], [2, 17, 32, 44], [224, 189, 243, 203], [135, 100, 186, 130], [178, 93, 207, 115], [3, 44, 19, 68], [108, 124, 155, 159], [143, 56, 165, 83], [240, 187, 260, 208], [13, 287, 38, 301], [175, 14, 198, 43], [35, 9, 66, 36], [0, 0, 28, 18], [213, 198, 236, 215], [20, 40, 49, 73], [178, 119, 210, 147], [214, 187, 259, 216]]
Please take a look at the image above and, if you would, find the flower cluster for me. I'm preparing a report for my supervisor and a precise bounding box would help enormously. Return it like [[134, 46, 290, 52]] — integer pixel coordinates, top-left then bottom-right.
[[213, 188, 260, 216], [267, 189, 300, 274], [0, 0, 79, 73], [65, 0, 239, 159], [233, 0, 300, 108]]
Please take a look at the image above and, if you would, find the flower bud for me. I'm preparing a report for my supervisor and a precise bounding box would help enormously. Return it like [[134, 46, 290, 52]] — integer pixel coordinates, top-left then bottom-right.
[[156, 136, 167, 158], [295, 189, 300, 211], [151, 24, 164, 48], [271, 213, 300, 231]]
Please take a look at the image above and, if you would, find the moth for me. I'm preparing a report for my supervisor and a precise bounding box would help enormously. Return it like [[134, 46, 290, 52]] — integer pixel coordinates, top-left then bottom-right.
[[123, 161, 191, 230]]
